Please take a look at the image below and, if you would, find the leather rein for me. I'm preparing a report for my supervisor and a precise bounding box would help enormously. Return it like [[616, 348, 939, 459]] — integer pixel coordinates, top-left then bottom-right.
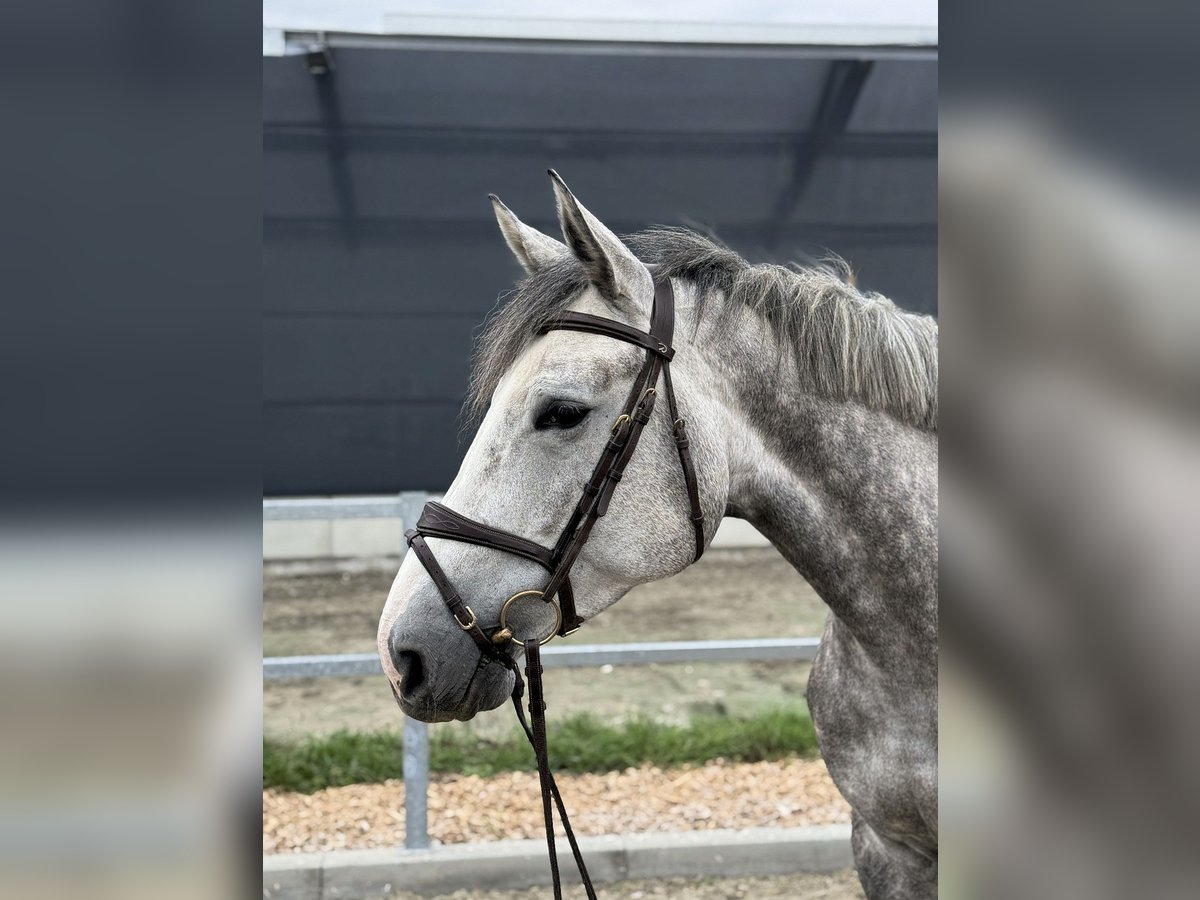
[[404, 269, 704, 898]]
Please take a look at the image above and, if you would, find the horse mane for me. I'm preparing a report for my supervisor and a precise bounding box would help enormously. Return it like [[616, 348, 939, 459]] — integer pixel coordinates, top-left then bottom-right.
[[467, 226, 938, 431]]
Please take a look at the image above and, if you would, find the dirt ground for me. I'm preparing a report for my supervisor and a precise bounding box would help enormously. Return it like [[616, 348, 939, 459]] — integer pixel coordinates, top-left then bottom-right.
[[364, 870, 864, 900], [264, 547, 827, 742]]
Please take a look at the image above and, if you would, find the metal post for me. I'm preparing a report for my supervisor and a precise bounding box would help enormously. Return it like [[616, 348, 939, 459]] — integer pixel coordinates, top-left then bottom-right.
[[396, 491, 429, 548], [402, 717, 430, 849], [398, 491, 432, 850]]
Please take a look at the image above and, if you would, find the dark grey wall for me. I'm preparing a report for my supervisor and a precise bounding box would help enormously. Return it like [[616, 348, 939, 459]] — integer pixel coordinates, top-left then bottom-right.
[[263, 46, 936, 495]]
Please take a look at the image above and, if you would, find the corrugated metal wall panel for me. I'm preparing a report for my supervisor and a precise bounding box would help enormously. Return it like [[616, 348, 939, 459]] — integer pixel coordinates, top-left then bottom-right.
[[263, 47, 936, 494]]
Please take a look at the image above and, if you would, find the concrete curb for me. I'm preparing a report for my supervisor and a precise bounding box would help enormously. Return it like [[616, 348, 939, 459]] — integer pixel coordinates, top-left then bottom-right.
[[263, 825, 852, 899]]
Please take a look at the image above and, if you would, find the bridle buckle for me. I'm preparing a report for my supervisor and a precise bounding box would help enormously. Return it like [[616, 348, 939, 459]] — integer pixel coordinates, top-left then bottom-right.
[[454, 606, 477, 630]]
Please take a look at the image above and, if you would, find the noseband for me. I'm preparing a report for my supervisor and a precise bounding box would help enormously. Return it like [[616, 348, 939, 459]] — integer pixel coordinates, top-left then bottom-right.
[[402, 269, 704, 898]]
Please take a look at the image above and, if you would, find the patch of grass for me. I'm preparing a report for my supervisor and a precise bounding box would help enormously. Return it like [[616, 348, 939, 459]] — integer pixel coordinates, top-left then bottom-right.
[[263, 707, 818, 793]]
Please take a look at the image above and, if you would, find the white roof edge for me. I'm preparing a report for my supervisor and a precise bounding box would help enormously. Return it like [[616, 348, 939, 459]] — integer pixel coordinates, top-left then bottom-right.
[[264, 28, 938, 59], [374, 14, 936, 47], [263, 7, 937, 57]]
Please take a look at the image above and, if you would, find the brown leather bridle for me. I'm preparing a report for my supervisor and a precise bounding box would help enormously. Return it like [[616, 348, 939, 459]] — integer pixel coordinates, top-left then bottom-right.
[[403, 269, 705, 898]]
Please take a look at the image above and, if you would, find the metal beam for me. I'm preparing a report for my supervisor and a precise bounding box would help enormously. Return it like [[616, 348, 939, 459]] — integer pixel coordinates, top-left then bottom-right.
[[263, 125, 935, 159], [264, 496, 402, 520], [276, 31, 937, 62], [308, 50, 358, 240], [766, 59, 875, 249], [262, 637, 821, 680], [262, 216, 936, 246], [544, 637, 821, 667], [263, 491, 432, 521]]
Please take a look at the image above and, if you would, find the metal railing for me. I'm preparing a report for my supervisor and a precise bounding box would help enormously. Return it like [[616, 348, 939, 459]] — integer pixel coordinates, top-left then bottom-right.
[[263, 494, 820, 850], [264, 491, 431, 524]]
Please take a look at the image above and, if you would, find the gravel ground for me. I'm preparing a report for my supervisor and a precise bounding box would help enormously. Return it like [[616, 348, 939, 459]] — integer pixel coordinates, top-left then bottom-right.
[[364, 870, 864, 899], [264, 758, 850, 854]]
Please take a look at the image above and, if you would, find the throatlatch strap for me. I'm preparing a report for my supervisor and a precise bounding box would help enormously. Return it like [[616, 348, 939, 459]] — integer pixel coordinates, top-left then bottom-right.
[[661, 363, 706, 561]]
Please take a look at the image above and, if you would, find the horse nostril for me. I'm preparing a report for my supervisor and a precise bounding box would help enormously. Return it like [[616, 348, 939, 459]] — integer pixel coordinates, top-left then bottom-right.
[[393, 649, 426, 699]]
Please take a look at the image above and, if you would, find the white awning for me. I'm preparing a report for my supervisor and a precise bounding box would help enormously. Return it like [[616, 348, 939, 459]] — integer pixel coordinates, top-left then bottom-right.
[[264, 0, 938, 56]]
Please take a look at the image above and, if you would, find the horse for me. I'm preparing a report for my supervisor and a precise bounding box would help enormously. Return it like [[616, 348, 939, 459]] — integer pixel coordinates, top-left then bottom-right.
[[378, 172, 938, 898]]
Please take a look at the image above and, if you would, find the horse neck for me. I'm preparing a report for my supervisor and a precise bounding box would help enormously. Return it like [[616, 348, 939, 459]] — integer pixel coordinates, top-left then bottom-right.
[[683, 286, 938, 656]]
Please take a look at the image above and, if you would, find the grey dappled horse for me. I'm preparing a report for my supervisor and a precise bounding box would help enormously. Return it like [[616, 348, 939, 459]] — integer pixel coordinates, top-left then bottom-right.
[[378, 174, 938, 898]]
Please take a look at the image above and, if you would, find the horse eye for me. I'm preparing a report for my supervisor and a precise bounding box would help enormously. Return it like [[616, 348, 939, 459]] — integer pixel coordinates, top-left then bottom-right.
[[534, 400, 591, 430]]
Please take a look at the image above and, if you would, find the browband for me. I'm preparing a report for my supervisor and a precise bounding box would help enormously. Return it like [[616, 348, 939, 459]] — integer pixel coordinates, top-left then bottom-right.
[[538, 312, 676, 359]]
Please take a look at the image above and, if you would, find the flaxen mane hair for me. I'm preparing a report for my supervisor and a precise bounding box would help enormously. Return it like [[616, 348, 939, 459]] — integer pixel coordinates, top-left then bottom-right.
[[467, 227, 938, 430]]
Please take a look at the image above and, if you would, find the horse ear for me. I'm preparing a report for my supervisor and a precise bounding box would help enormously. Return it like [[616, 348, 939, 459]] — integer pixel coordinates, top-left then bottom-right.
[[548, 170, 653, 311], [490, 194, 568, 275]]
